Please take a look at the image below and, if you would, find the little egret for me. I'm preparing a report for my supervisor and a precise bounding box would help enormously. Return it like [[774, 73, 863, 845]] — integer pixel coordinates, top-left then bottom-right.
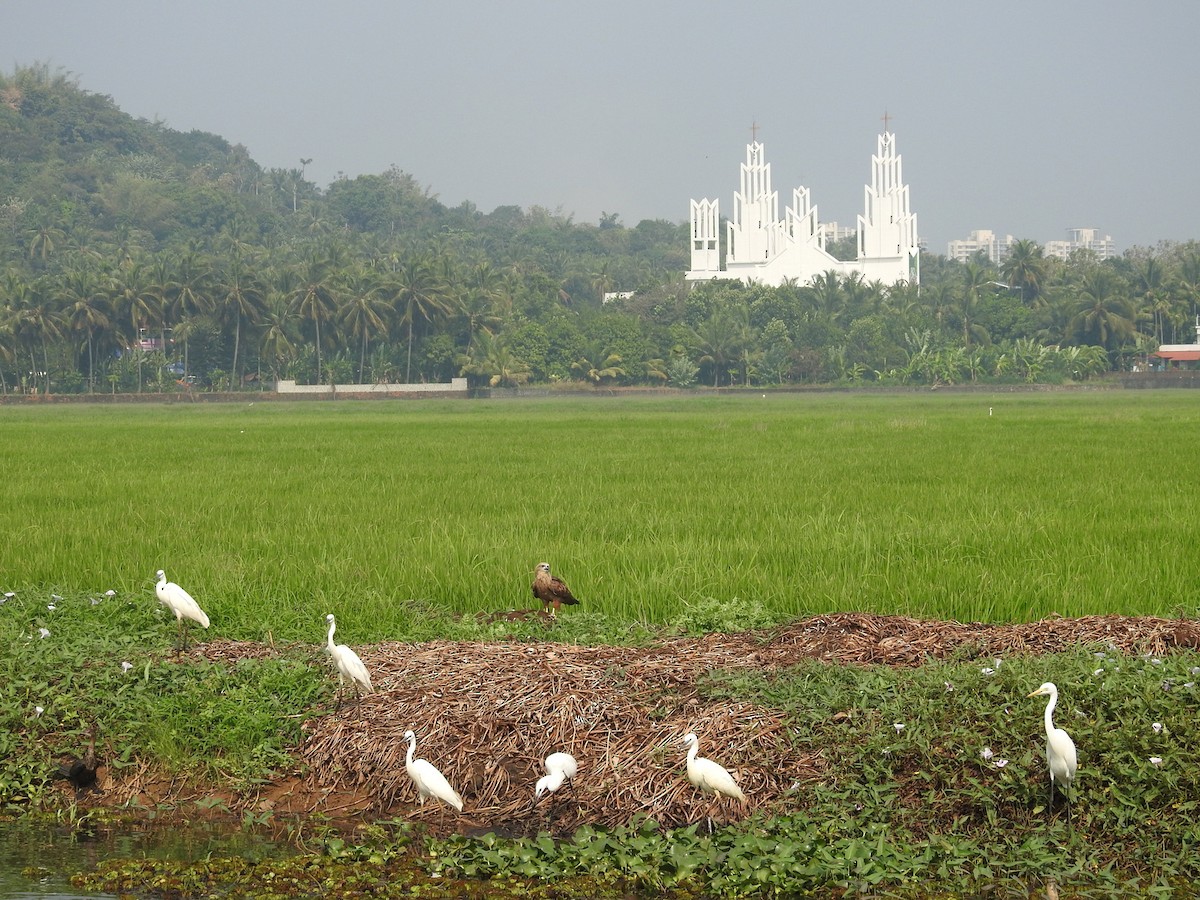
[[403, 730, 463, 813], [683, 732, 746, 831], [534, 751, 578, 801], [155, 570, 209, 651], [324, 614, 373, 709], [1028, 682, 1078, 823], [531, 562, 581, 618]]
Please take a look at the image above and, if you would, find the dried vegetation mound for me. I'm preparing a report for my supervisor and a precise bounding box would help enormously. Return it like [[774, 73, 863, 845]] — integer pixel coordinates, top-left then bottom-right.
[[296, 613, 1199, 831]]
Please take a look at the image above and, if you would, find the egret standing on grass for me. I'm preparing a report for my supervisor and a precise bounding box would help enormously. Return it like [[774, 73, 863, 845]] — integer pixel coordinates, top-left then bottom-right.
[[155, 570, 209, 651], [534, 751, 578, 801], [682, 732, 746, 831], [324, 614, 373, 709], [1028, 682, 1078, 823], [403, 730, 463, 813]]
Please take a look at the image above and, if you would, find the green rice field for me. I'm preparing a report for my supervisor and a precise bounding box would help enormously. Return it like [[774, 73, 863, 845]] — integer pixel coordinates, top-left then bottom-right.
[[2, 390, 1198, 640]]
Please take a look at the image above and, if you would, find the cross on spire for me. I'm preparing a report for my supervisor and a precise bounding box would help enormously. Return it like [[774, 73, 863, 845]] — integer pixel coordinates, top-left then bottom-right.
[[881, 110, 892, 132], [750, 121, 760, 142]]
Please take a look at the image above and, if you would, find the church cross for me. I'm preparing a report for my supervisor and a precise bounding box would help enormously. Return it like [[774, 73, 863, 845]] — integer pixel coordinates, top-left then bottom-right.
[[750, 121, 760, 142], [881, 110, 892, 132]]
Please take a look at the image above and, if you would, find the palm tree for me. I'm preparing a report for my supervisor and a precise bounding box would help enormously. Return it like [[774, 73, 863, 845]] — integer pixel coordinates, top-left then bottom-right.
[[1000, 239, 1049, 302], [259, 304, 297, 383], [1068, 269, 1135, 357], [60, 265, 111, 393], [337, 271, 390, 382], [460, 261, 507, 355], [288, 254, 340, 384], [217, 259, 269, 386], [571, 342, 626, 385], [390, 256, 453, 382], [8, 275, 62, 394], [693, 305, 749, 387], [465, 331, 531, 388], [955, 262, 993, 348], [1132, 256, 1167, 344], [169, 250, 214, 377]]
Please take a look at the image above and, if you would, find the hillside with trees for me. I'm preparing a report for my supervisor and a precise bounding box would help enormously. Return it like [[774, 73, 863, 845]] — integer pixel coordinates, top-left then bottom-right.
[[2, 63, 1198, 395]]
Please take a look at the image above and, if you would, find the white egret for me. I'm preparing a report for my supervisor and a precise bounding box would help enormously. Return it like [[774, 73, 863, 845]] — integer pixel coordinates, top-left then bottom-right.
[[403, 730, 464, 813], [324, 613, 373, 709], [1028, 682, 1078, 823], [155, 570, 209, 651], [682, 732, 746, 832], [534, 751, 578, 801]]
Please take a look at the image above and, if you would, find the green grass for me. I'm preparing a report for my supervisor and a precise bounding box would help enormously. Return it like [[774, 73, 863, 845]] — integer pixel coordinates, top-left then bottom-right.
[[2, 391, 1198, 642]]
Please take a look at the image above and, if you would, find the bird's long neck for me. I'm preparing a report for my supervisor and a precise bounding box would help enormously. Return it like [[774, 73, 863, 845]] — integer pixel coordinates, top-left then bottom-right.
[[686, 740, 699, 764], [406, 735, 416, 766], [1043, 691, 1058, 736], [326, 619, 337, 652]]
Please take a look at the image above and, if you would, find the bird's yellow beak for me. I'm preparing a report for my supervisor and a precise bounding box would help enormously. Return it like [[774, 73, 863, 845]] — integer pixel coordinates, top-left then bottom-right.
[[1026, 688, 1043, 698]]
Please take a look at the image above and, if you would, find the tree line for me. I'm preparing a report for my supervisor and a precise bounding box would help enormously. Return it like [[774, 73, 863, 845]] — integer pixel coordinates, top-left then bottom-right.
[[1, 63, 1198, 394]]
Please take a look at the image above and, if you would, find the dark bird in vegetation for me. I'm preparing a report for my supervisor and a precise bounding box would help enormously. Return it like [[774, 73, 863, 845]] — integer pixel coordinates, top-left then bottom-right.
[[56, 725, 99, 792], [155, 569, 209, 651], [531, 562, 581, 618]]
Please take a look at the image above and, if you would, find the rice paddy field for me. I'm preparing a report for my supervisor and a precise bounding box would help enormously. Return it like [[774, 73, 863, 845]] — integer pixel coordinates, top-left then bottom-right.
[[5, 390, 1200, 898], [2, 389, 1198, 639]]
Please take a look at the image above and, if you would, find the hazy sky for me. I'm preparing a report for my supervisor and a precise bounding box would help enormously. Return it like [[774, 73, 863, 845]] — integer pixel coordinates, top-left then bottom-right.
[[6, 1, 1199, 253]]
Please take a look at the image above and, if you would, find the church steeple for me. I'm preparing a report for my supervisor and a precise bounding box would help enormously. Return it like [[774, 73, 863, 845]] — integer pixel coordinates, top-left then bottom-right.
[[686, 124, 919, 287]]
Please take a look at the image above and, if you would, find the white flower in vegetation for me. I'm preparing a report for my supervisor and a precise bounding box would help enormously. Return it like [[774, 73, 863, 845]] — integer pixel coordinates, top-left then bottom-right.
[[38, 628, 50, 639], [893, 723, 905, 733], [1152, 722, 1164, 734], [993, 759, 1009, 768], [1149, 756, 1163, 768], [34, 706, 44, 716], [105, 590, 116, 597], [980, 667, 995, 676], [47, 604, 56, 612], [121, 661, 134, 674], [980, 747, 994, 761]]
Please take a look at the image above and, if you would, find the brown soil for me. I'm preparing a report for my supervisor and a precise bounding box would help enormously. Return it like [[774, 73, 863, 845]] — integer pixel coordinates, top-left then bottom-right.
[[68, 613, 1200, 835]]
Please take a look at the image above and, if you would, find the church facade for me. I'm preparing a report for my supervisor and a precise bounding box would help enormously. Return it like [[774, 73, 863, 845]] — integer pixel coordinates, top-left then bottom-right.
[[686, 131, 920, 288]]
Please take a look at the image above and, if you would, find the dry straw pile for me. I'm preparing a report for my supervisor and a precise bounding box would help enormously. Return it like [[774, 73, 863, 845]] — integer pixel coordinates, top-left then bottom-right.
[[295, 613, 1197, 832]]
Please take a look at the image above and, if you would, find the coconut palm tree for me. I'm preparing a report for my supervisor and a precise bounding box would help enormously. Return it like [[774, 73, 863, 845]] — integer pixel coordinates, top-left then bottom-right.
[[259, 304, 297, 383], [337, 271, 390, 383], [288, 253, 340, 384], [1000, 239, 1049, 302], [391, 256, 453, 382], [1068, 269, 1135, 359], [60, 265, 111, 393], [217, 259, 269, 386]]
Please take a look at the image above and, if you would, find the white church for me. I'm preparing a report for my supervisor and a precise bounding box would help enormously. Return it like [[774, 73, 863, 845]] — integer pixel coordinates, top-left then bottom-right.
[[686, 130, 920, 288]]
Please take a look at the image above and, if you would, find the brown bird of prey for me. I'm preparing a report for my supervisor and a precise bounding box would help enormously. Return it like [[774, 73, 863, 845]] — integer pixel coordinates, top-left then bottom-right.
[[532, 562, 581, 618]]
